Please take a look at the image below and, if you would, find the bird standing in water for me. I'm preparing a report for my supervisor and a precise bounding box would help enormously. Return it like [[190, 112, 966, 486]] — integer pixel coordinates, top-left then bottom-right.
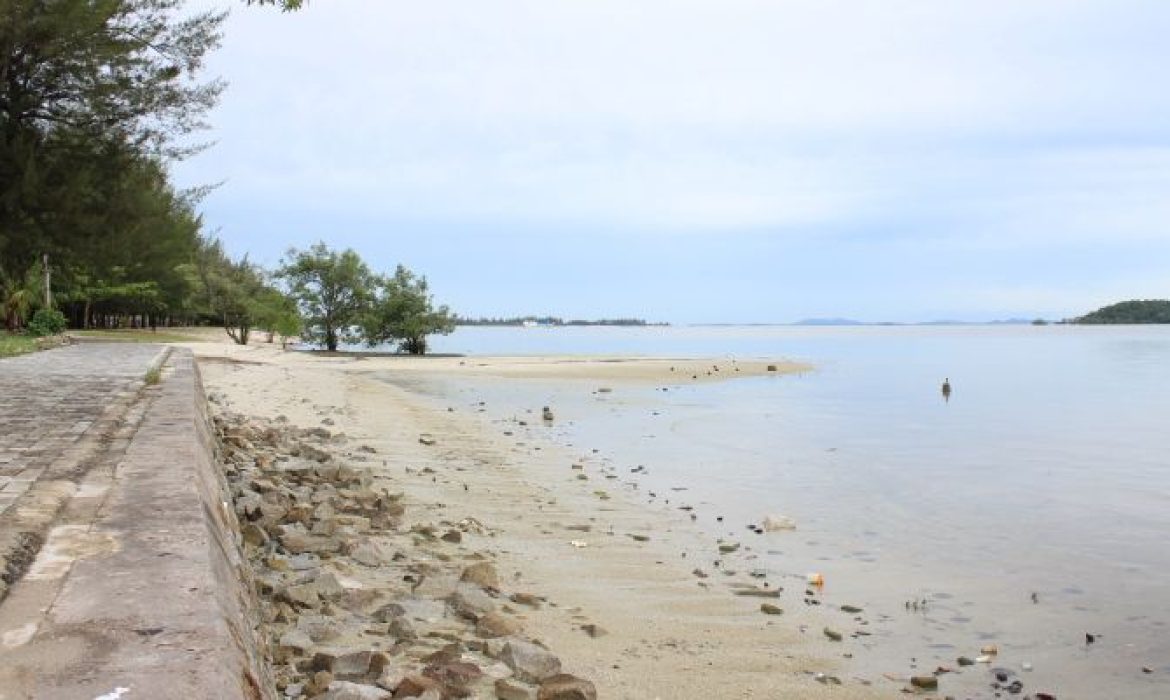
[[941, 378, 952, 401]]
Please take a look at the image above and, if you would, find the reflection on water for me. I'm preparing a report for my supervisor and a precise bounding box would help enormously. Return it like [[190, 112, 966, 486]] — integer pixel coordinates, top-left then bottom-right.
[[418, 324, 1170, 697]]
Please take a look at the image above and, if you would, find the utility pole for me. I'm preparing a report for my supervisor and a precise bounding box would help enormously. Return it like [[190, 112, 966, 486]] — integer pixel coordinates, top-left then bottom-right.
[[43, 253, 51, 308]]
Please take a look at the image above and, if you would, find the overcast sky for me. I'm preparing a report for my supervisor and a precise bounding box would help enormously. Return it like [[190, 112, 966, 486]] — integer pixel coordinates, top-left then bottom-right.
[[174, 0, 1170, 323]]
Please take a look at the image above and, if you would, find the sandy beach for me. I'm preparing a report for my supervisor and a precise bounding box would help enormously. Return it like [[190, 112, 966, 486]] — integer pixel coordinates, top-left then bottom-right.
[[182, 335, 893, 699]]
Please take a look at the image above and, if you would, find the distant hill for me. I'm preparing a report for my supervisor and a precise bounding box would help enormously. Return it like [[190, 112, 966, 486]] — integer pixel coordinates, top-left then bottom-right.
[[1075, 299, 1170, 324], [793, 318, 865, 326]]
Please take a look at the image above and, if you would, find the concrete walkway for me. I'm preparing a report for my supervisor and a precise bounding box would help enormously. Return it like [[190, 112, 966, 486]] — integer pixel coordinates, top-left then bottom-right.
[[0, 343, 272, 700], [0, 344, 165, 515]]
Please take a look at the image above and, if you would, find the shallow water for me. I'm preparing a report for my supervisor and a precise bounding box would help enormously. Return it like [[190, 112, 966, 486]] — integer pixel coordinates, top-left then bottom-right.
[[414, 325, 1170, 697]]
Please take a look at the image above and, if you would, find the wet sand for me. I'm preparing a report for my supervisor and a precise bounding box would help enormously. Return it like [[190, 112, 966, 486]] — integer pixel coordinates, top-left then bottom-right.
[[188, 339, 892, 699]]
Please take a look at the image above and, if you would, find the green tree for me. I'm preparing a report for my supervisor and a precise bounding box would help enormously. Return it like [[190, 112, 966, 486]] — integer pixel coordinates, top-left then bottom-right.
[[277, 243, 377, 351], [192, 237, 296, 345], [1, 0, 224, 281], [363, 265, 455, 355]]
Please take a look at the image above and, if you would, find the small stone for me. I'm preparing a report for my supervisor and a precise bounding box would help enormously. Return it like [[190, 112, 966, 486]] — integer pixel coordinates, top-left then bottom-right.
[[840, 604, 863, 614], [449, 582, 497, 620], [760, 604, 783, 615], [909, 675, 938, 690], [477, 611, 525, 638], [460, 561, 501, 590], [761, 514, 796, 531], [581, 623, 607, 638], [823, 627, 843, 642], [306, 671, 334, 696], [957, 656, 975, 667], [423, 661, 483, 688], [496, 678, 538, 700], [316, 681, 391, 700], [537, 674, 597, 700], [393, 675, 443, 698], [441, 529, 463, 543], [331, 650, 373, 679], [500, 639, 562, 683], [510, 592, 543, 608], [242, 522, 269, 547]]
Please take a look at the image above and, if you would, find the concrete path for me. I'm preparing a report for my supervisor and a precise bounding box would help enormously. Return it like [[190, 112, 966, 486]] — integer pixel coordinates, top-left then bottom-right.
[[0, 343, 272, 700], [0, 344, 165, 515]]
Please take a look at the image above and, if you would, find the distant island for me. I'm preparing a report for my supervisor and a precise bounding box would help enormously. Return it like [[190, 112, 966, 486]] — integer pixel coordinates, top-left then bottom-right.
[[1075, 299, 1170, 324], [456, 316, 667, 327]]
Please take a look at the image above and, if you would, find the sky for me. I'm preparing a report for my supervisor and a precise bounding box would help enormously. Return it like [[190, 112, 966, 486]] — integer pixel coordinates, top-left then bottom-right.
[[174, 0, 1170, 324]]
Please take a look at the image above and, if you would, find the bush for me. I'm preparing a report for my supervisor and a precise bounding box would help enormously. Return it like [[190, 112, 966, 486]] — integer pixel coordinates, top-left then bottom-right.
[[26, 308, 67, 337]]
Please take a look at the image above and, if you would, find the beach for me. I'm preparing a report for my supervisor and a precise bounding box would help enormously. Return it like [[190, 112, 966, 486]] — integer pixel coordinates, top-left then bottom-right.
[[189, 337, 892, 699], [181, 323, 1170, 700]]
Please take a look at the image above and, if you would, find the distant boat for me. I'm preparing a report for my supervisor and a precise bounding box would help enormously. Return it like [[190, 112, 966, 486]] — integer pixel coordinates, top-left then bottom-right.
[[521, 320, 538, 328]]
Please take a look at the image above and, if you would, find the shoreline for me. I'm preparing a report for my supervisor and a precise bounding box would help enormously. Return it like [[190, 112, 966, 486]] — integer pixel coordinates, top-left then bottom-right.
[[191, 340, 889, 698]]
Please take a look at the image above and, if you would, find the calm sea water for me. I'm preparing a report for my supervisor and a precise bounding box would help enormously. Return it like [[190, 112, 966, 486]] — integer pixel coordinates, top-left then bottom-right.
[[398, 325, 1170, 697]]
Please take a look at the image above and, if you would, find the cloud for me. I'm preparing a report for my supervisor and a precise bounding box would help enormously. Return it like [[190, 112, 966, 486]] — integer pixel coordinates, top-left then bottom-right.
[[174, 0, 1170, 320]]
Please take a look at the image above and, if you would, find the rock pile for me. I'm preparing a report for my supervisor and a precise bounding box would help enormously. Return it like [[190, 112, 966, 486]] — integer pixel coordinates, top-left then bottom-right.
[[213, 412, 597, 700]]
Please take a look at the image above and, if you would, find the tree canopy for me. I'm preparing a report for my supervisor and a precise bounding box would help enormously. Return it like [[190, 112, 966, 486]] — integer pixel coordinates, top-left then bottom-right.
[[1075, 300, 1170, 324], [279, 243, 454, 354], [1, 0, 226, 330], [363, 265, 456, 355], [277, 243, 377, 351]]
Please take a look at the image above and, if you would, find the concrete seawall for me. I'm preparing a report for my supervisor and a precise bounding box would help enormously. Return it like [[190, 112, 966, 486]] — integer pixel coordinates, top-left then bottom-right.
[[0, 347, 275, 699]]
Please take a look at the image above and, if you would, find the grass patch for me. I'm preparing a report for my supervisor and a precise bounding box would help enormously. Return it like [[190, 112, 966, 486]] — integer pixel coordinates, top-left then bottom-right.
[[73, 329, 208, 343], [144, 366, 162, 385], [0, 333, 38, 358]]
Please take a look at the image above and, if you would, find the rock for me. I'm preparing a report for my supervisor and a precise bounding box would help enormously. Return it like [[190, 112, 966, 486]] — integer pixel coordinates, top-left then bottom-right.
[[910, 676, 938, 690], [333, 650, 374, 679], [314, 571, 346, 599], [450, 582, 497, 620], [500, 639, 562, 683], [460, 561, 501, 590], [317, 681, 391, 700], [840, 604, 863, 614], [387, 616, 419, 641], [441, 529, 463, 543], [733, 587, 781, 598], [306, 671, 334, 696], [351, 540, 392, 567], [760, 604, 783, 615], [496, 678, 538, 700], [298, 615, 343, 643], [477, 611, 525, 638], [510, 592, 543, 608], [957, 656, 975, 667], [823, 627, 843, 642], [275, 629, 313, 663], [394, 674, 443, 698], [375, 665, 407, 692], [282, 581, 321, 608], [580, 623, 607, 638], [418, 434, 437, 446], [423, 661, 484, 688], [767, 364, 778, 372], [761, 514, 796, 531], [537, 674, 597, 700], [242, 522, 270, 547]]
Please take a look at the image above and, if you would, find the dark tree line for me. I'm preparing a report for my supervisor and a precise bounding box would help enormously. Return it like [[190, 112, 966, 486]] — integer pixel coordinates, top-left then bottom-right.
[[1, 1, 456, 353]]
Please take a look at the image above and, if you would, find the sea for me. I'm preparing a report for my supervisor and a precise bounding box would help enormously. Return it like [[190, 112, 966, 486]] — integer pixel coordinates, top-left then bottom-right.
[[383, 324, 1170, 698]]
